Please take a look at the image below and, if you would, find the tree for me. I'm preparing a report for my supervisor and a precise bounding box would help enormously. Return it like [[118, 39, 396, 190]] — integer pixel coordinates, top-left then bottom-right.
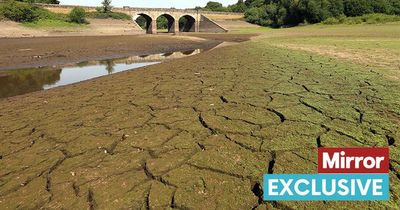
[[265, 3, 287, 27], [327, 0, 344, 17], [245, 0, 265, 8], [104, 60, 115, 74], [344, 0, 372, 16], [69, 7, 86, 23], [156, 15, 168, 29], [302, 0, 331, 23], [204, 1, 226, 11], [369, 0, 391, 14], [389, 0, 400, 15], [228, 0, 247, 12], [16, 0, 60, 3], [245, 7, 265, 24], [283, 0, 305, 26], [37, 0, 60, 3], [240, 0, 400, 27], [101, 0, 112, 13], [136, 16, 147, 29]]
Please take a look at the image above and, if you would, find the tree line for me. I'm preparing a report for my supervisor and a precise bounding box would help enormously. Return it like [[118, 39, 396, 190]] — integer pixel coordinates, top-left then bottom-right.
[[198, 0, 400, 27], [14, 0, 60, 4]]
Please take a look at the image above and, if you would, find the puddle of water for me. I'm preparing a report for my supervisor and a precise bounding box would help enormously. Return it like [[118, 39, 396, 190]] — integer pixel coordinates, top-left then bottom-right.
[[0, 49, 203, 99], [43, 62, 159, 90]]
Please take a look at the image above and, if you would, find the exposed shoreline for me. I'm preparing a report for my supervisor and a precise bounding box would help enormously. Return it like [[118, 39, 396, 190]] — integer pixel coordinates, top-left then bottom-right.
[[0, 24, 399, 209], [0, 35, 207, 70], [0, 33, 255, 71]]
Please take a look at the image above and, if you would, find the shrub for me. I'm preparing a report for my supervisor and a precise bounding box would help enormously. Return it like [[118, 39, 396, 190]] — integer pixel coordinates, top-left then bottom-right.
[[34, 6, 66, 20], [321, 17, 340, 24], [362, 13, 400, 23], [0, 0, 67, 22], [108, 12, 130, 20], [17, 0, 60, 3], [0, 1, 39, 22], [68, 7, 86, 24], [86, 11, 131, 20], [322, 13, 400, 25]]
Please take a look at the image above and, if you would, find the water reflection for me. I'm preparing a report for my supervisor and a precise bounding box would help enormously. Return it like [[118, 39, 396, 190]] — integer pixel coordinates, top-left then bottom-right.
[[0, 68, 61, 98], [42, 62, 159, 90], [0, 48, 203, 99]]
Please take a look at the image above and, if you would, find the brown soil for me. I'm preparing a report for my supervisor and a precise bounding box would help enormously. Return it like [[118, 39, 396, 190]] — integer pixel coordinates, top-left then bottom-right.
[[186, 33, 257, 43], [0, 35, 205, 70], [0, 35, 399, 209], [0, 26, 398, 209], [0, 33, 256, 70]]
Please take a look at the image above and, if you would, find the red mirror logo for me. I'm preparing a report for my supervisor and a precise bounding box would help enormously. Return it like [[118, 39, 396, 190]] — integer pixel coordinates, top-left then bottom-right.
[[318, 148, 389, 174]]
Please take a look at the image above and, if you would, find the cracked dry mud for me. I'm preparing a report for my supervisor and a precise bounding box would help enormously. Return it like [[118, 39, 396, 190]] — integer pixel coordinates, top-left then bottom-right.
[[0, 36, 400, 209]]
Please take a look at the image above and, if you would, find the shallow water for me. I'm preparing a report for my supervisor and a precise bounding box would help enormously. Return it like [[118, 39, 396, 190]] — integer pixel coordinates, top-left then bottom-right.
[[0, 49, 202, 99]]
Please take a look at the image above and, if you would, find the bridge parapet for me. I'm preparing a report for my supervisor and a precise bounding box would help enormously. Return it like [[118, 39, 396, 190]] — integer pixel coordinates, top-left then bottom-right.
[[36, 3, 243, 16]]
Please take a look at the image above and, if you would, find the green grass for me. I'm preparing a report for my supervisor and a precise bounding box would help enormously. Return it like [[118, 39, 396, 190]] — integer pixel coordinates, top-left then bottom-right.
[[252, 23, 400, 76], [86, 11, 131, 20], [321, 13, 400, 25], [232, 26, 273, 34], [235, 13, 400, 34], [21, 19, 85, 28], [157, 28, 169, 33], [0, 1, 89, 27]]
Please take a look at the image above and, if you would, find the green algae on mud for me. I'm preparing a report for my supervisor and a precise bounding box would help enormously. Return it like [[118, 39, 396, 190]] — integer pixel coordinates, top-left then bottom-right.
[[0, 26, 400, 209]]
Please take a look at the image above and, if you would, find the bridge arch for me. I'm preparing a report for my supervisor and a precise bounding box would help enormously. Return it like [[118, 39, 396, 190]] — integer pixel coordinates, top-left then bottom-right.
[[156, 13, 176, 33], [134, 13, 154, 34], [132, 12, 201, 34], [179, 15, 196, 32]]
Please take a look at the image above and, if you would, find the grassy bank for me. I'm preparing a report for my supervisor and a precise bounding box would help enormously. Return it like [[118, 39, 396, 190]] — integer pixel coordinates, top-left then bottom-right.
[[0, 1, 131, 28], [0, 1, 85, 28], [86, 11, 131, 20], [21, 19, 84, 28], [322, 13, 400, 25], [250, 23, 400, 80]]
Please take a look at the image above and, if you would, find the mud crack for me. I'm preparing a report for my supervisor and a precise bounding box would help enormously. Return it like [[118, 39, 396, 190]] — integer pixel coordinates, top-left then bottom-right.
[[267, 108, 286, 123], [198, 113, 216, 134], [87, 188, 97, 210]]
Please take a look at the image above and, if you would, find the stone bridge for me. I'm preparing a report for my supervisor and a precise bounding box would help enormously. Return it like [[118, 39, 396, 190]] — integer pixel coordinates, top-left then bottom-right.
[[38, 4, 244, 34], [123, 8, 202, 34]]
